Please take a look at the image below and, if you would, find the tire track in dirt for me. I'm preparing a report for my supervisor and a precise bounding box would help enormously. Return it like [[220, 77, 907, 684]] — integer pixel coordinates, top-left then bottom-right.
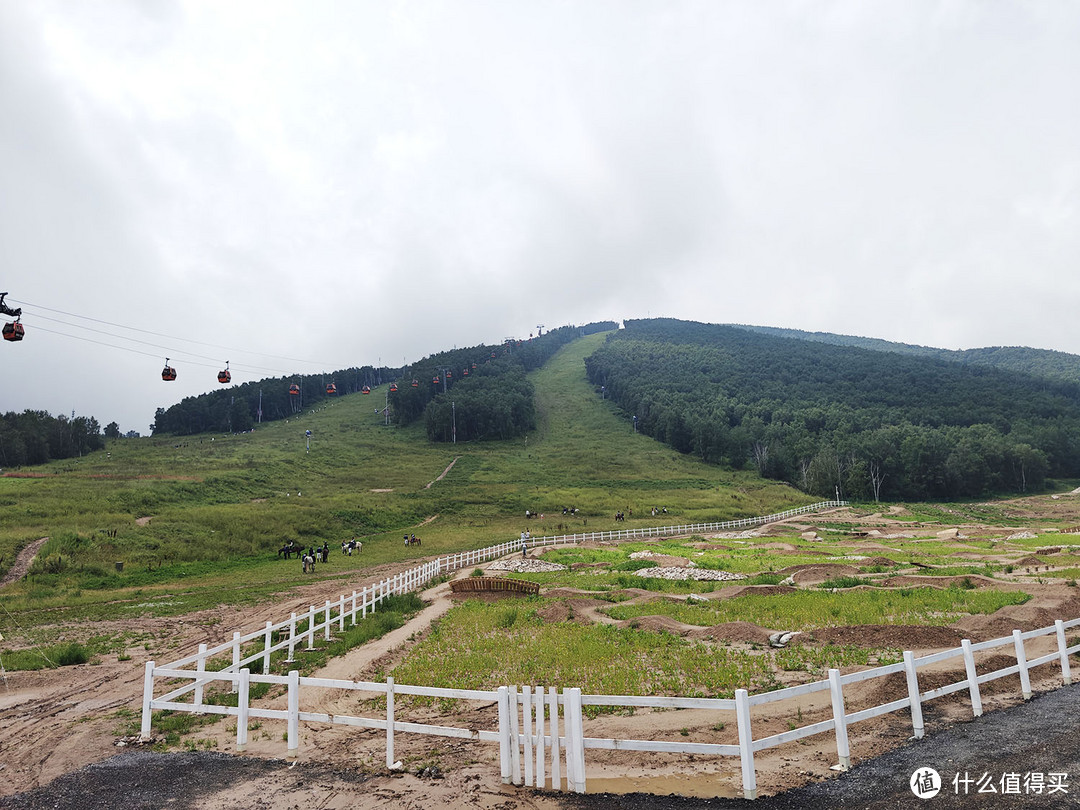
[[0, 537, 49, 588]]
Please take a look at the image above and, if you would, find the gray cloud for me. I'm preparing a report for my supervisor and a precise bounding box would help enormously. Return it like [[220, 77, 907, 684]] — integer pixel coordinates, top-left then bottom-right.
[[1, 1, 1077, 432]]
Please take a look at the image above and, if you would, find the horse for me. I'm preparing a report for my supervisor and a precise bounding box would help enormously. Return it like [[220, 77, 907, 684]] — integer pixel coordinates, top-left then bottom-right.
[[277, 542, 299, 559]]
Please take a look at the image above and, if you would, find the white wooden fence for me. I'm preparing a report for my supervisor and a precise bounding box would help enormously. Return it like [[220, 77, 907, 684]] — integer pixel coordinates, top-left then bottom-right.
[[140, 499, 848, 706], [141, 616, 1080, 798]]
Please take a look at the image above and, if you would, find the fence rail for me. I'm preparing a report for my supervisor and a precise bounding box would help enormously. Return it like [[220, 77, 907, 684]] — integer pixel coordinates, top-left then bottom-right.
[[141, 616, 1080, 798]]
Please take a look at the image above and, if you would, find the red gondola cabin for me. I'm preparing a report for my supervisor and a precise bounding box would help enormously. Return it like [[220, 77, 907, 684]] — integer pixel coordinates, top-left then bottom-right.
[[289, 384, 300, 396], [327, 383, 337, 395], [2, 321, 24, 342]]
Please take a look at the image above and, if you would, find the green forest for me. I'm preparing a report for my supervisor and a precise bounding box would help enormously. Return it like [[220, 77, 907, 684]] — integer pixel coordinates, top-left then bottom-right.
[[7, 316, 1080, 503], [584, 319, 1080, 501]]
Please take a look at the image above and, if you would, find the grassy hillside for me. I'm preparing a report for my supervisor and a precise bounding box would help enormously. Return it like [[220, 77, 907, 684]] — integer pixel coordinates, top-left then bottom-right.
[[0, 331, 809, 631]]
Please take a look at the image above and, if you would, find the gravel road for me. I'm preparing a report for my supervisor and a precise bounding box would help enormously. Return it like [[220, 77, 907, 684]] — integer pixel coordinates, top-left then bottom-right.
[[4, 684, 1078, 810]]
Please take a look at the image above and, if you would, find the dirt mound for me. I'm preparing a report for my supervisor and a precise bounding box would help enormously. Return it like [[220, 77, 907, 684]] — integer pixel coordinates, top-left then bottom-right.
[[689, 621, 778, 644], [1015, 556, 1045, 567], [877, 574, 999, 589], [777, 564, 861, 585], [805, 624, 966, 650], [716, 584, 798, 599], [623, 614, 693, 636], [858, 556, 900, 567]]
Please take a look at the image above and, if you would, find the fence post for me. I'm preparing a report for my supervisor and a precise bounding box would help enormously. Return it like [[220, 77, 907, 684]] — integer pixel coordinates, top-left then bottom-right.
[[508, 686, 522, 785], [735, 688, 756, 800], [287, 613, 297, 663], [324, 600, 331, 641], [522, 686, 534, 787], [236, 668, 250, 752], [961, 639, 983, 717], [263, 621, 272, 674], [231, 632, 241, 692], [287, 669, 299, 758], [1056, 619, 1072, 685], [351, 590, 358, 625], [534, 686, 546, 790], [338, 595, 345, 632], [498, 686, 512, 784], [140, 661, 155, 741], [548, 686, 561, 791], [307, 605, 316, 650], [386, 676, 396, 769], [564, 687, 586, 793], [828, 669, 850, 770], [194, 643, 207, 712], [903, 651, 924, 739], [1013, 629, 1032, 700]]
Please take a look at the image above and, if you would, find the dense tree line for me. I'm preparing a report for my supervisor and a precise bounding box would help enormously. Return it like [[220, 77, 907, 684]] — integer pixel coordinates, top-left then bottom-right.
[[585, 319, 1080, 501], [413, 323, 614, 441], [738, 325, 1080, 385], [151, 366, 394, 435], [151, 322, 616, 441], [0, 410, 104, 467]]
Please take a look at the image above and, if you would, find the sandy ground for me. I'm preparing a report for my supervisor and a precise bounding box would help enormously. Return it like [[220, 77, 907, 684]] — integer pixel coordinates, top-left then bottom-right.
[[3, 502, 1080, 807]]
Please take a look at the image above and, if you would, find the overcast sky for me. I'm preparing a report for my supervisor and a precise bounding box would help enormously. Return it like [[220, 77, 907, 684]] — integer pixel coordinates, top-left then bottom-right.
[[2, 1, 1078, 434]]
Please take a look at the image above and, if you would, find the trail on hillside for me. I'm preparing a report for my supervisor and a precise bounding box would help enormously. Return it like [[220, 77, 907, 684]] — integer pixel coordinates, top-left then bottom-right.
[[0, 537, 49, 588]]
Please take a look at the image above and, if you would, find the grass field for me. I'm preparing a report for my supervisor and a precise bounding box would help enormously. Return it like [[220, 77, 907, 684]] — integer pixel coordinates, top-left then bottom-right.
[[0, 332, 813, 639]]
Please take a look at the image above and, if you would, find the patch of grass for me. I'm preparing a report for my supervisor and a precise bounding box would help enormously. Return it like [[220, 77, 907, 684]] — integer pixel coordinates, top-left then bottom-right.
[[0, 641, 90, 671], [604, 586, 1032, 630]]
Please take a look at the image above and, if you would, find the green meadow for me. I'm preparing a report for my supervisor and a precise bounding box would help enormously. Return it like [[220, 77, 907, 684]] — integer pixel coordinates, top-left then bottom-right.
[[0, 332, 811, 638]]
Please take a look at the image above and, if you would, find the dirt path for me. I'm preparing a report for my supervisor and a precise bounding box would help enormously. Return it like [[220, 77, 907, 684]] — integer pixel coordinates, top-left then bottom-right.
[[425, 456, 460, 488], [0, 537, 48, 588]]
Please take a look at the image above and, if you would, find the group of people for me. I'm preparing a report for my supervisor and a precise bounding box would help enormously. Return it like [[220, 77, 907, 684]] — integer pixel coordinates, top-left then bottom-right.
[[341, 538, 362, 556], [300, 542, 331, 573]]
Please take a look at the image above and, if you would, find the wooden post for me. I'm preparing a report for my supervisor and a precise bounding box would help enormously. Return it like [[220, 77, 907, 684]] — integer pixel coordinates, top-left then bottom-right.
[[287, 613, 296, 663], [338, 594, 346, 632], [351, 590, 357, 625], [829, 668, 850, 770], [194, 643, 207, 712], [386, 676, 396, 769], [508, 686, 522, 785], [287, 670, 299, 758], [735, 688, 756, 800], [140, 661, 155, 741], [231, 632, 241, 692], [548, 686, 561, 791], [307, 605, 316, 650], [236, 668, 250, 752], [534, 686, 546, 789], [1056, 619, 1072, 685], [564, 688, 586, 793], [903, 651, 924, 738], [523, 686, 534, 787], [497, 686, 512, 784], [1013, 629, 1032, 700], [324, 600, 331, 641], [961, 639, 983, 717], [263, 621, 272, 674]]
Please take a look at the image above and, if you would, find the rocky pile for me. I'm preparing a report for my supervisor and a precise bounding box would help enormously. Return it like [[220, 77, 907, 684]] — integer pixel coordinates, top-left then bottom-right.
[[633, 566, 747, 581], [487, 558, 567, 573]]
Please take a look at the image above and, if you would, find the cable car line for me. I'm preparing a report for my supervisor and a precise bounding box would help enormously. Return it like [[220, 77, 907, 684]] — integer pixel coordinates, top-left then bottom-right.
[[7, 297, 347, 370]]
